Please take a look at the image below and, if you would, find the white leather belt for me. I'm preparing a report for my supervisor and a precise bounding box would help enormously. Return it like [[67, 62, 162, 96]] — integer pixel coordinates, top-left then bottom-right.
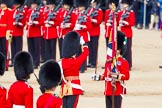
[[13, 104, 25, 108]]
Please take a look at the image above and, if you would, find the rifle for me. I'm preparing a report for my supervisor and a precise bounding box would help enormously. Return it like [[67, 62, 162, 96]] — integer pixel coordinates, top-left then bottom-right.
[[14, 0, 28, 25], [90, 3, 101, 19], [31, 1, 43, 21], [77, 6, 91, 24], [120, 4, 133, 20], [62, 6, 74, 25], [46, 0, 63, 22]]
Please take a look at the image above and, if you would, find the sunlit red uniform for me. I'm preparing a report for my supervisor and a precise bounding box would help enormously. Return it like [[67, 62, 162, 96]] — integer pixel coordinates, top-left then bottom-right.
[[88, 8, 103, 36], [59, 8, 77, 37], [74, 10, 92, 42], [0, 85, 7, 108], [26, 8, 44, 37], [118, 10, 135, 38], [103, 57, 130, 95], [43, 9, 60, 39], [0, 8, 11, 70], [37, 93, 62, 108], [6, 81, 33, 108], [61, 47, 89, 96]]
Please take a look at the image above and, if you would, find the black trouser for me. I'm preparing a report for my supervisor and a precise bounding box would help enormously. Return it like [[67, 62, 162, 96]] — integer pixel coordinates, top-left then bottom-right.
[[105, 96, 122, 108], [88, 36, 99, 66], [58, 37, 63, 59], [11, 36, 22, 63], [63, 95, 79, 108], [0, 37, 7, 59], [123, 38, 132, 69], [27, 37, 40, 67], [40, 37, 45, 61], [45, 38, 57, 61]]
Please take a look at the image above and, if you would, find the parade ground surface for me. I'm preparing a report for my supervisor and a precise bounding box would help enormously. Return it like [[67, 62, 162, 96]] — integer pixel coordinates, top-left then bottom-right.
[[1, 25, 162, 108]]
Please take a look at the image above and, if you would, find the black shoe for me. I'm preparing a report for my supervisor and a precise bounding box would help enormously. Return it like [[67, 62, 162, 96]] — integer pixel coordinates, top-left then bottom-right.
[[101, 66, 105, 69], [90, 65, 96, 68], [159, 66, 162, 68], [9, 64, 13, 67], [80, 70, 85, 73], [87, 64, 92, 68]]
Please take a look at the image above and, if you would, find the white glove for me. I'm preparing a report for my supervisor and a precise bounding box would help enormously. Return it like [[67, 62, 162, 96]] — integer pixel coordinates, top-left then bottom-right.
[[92, 74, 101, 81], [91, 19, 97, 23], [61, 23, 71, 28], [80, 36, 85, 45], [27, 21, 33, 25], [33, 21, 39, 25], [45, 23, 52, 27], [13, 22, 23, 26], [119, 20, 129, 26], [48, 21, 54, 25]]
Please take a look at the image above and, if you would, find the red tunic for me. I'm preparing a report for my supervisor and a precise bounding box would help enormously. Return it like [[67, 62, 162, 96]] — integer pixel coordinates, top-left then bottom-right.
[[74, 10, 92, 42], [104, 9, 119, 38], [0, 85, 7, 108], [8, 7, 26, 36], [6, 81, 33, 108], [103, 57, 130, 96], [88, 8, 103, 36], [0, 8, 11, 37], [118, 10, 135, 38], [37, 93, 62, 108], [26, 8, 44, 38], [61, 47, 89, 96], [59, 8, 77, 37], [43, 9, 60, 39]]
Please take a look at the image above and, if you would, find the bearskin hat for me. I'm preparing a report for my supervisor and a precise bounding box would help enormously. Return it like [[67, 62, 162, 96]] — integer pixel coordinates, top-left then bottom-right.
[[74, 0, 88, 8], [62, 31, 80, 58], [108, 0, 119, 7], [46, 0, 56, 5], [13, 0, 24, 5], [0, 0, 10, 6], [30, 0, 41, 5], [0, 52, 5, 76], [117, 31, 126, 55], [121, 0, 133, 5], [63, 0, 73, 7], [39, 60, 61, 92], [14, 51, 34, 80]]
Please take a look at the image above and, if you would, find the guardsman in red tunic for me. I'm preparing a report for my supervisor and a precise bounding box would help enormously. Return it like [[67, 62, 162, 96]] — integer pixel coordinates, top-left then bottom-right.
[[43, 0, 60, 61], [93, 31, 130, 108], [0, 52, 6, 108], [88, 0, 103, 68], [26, 0, 44, 69], [74, 0, 92, 73], [59, 31, 89, 108], [0, 0, 11, 71], [6, 51, 34, 108], [59, 0, 76, 58], [104, 0, 119, 47], [37, 60, 62, 108], [118, 0, 135, 70], [8, 0, 27, 67]]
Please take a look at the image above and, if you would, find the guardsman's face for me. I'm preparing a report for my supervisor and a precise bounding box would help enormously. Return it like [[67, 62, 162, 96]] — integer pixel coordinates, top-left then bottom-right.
[[13, 4, 21, 8], [122, 3, 128, 9], [31, 4, 38, 9], [91, 2, 97, 7], [78, 6, 85, 12], [48, 4, 55, 9], [43, 1, 46, 5], [0, 4, 7, 9], [63, 4, 70, 11]]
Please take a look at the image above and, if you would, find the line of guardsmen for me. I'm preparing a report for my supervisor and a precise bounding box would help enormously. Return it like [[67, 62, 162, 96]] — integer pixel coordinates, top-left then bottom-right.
[[0, 0, 134, 72], [0, 0, 134, 108]]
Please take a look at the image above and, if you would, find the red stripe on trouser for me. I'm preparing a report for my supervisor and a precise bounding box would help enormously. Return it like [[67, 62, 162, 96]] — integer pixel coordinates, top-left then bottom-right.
[[73, 95, 79, 108]]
